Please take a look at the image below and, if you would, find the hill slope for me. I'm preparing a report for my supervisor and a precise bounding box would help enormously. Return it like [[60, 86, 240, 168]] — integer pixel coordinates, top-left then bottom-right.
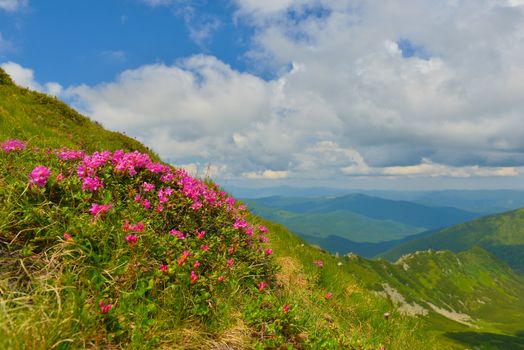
[[0, 67, 440, 349], [381, 208, 524, 274], [347, 247, 524, 349]]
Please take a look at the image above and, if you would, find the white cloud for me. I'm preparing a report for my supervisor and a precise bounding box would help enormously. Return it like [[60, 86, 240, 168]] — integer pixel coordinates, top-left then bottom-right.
[[8, 0, 524, 185], [0, 0, 26, 11], [244, 170, 289, 179], [1, 62, 62, 96], [381, 159, 519, 178]]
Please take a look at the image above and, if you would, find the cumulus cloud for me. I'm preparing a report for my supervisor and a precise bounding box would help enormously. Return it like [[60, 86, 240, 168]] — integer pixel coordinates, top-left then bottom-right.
[[10, 0, 524, 185], [0, 0, 27, 11], [1, 62, 62, 96]]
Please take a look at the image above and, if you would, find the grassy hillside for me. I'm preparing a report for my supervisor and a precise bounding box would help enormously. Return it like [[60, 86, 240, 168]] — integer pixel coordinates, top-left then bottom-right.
[[381, 208, 524, 274], [0, 68, 441, 349], [348, 248, 524, 349]]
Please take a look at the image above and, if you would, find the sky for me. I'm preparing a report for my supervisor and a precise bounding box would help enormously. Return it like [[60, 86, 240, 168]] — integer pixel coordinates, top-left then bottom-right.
[[2, 0, 524, 190]]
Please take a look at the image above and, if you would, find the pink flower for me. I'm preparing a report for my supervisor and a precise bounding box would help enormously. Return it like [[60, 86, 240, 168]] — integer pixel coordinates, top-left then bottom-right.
[[143, 182, 155, 192], [82, 176, 104, 192], [29, 165, 51, 187], [134, 194, 141, 202], [89, 203, 112, 218], [125, 221, 144, 233], [265, 248, 273, 256], [259, 225, 268, 233], [156, 205, 163, 213], [141, 199, 151, 210], [126, 234, 137, 246], [258, 281, 267, 292], [56, 173, 65, 182], [283, 304, 290, 314], [228, 246, 235, 255], [193, 261, 201, 268], [245, 227, 253, 237], [63, 232, 72, 241], [2, 139, 25, 153], [201, 244, 209, 252], [218, 275, 225, 282], [196, 229, 205, 239], [260, 236, 269, 243], [233, 218, 247, 230], [99, 300, 113, 314], [226, 258, 234, 267], [178, 250, 191, 266], [325, 292, 333, 300], [160, 264, 168, 273], [191, 201, 203, 211], [313, 260, 324, 268], [190, 271, 198, 284], [170, 229, 185, 240]]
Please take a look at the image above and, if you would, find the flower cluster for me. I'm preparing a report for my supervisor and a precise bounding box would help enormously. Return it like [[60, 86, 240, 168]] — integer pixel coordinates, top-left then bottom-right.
[[2, 139, 25, 153], [29, 165, 51, 187]]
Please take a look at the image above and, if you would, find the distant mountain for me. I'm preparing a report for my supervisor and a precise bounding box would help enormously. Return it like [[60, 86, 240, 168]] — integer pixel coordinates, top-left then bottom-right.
[[347, 247, 524, 348], [245, 200, 426, 244], [301, 229, 439, 257], [246, 193, 479, 233], [381, 208, 524, 274], [227, 186, 524, 214]]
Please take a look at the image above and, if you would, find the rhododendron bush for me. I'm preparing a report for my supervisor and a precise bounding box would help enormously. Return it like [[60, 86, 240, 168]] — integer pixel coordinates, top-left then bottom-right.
[[1, 139, 277, 345]]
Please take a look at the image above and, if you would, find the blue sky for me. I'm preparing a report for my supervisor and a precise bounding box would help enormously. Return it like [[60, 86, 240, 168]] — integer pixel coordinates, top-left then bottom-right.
[[2, 0, 524, 190]]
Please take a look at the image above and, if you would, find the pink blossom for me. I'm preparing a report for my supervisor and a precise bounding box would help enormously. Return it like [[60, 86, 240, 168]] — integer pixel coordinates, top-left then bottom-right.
[[196, 229, 205, 239], [233, 218, 247, 230], [160, 264, 168, 273], [56, 173, 65, 182], [245, 227, 253, 237], [82, 176, 104, 192], [313, 260, 324, 268], [226, 258, 234, 268], [160, 172, 174, 182], [265, 248, 273, 256], [99, 300, 113, 314], [190, 201, 203, 210], [283, 304, 290, 314], [260, 236, 269, 243], [89, 203, 113, 218], [201, 244, 209, 252], [63, 232, 72, 241], [156, 205, 164, 213], [134, 194, 141, 202], [178, 250, 191, 266], [170, 229, 185, 240], [29, 165, 51, 187], [193, 261, 201, 268], [126, 234, 137, 246], [2, 139, 26, 153], [259, 225, 268, 233], [228, 246, 235, 255], [141, 199, 151, 210], [258, 281, 267, 292], [142, 182, 155, 192], [218, 275, 225, 282], [124, 221, 144, 233], [190, 271, 198, 284], [325, 292, 333, 300]]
